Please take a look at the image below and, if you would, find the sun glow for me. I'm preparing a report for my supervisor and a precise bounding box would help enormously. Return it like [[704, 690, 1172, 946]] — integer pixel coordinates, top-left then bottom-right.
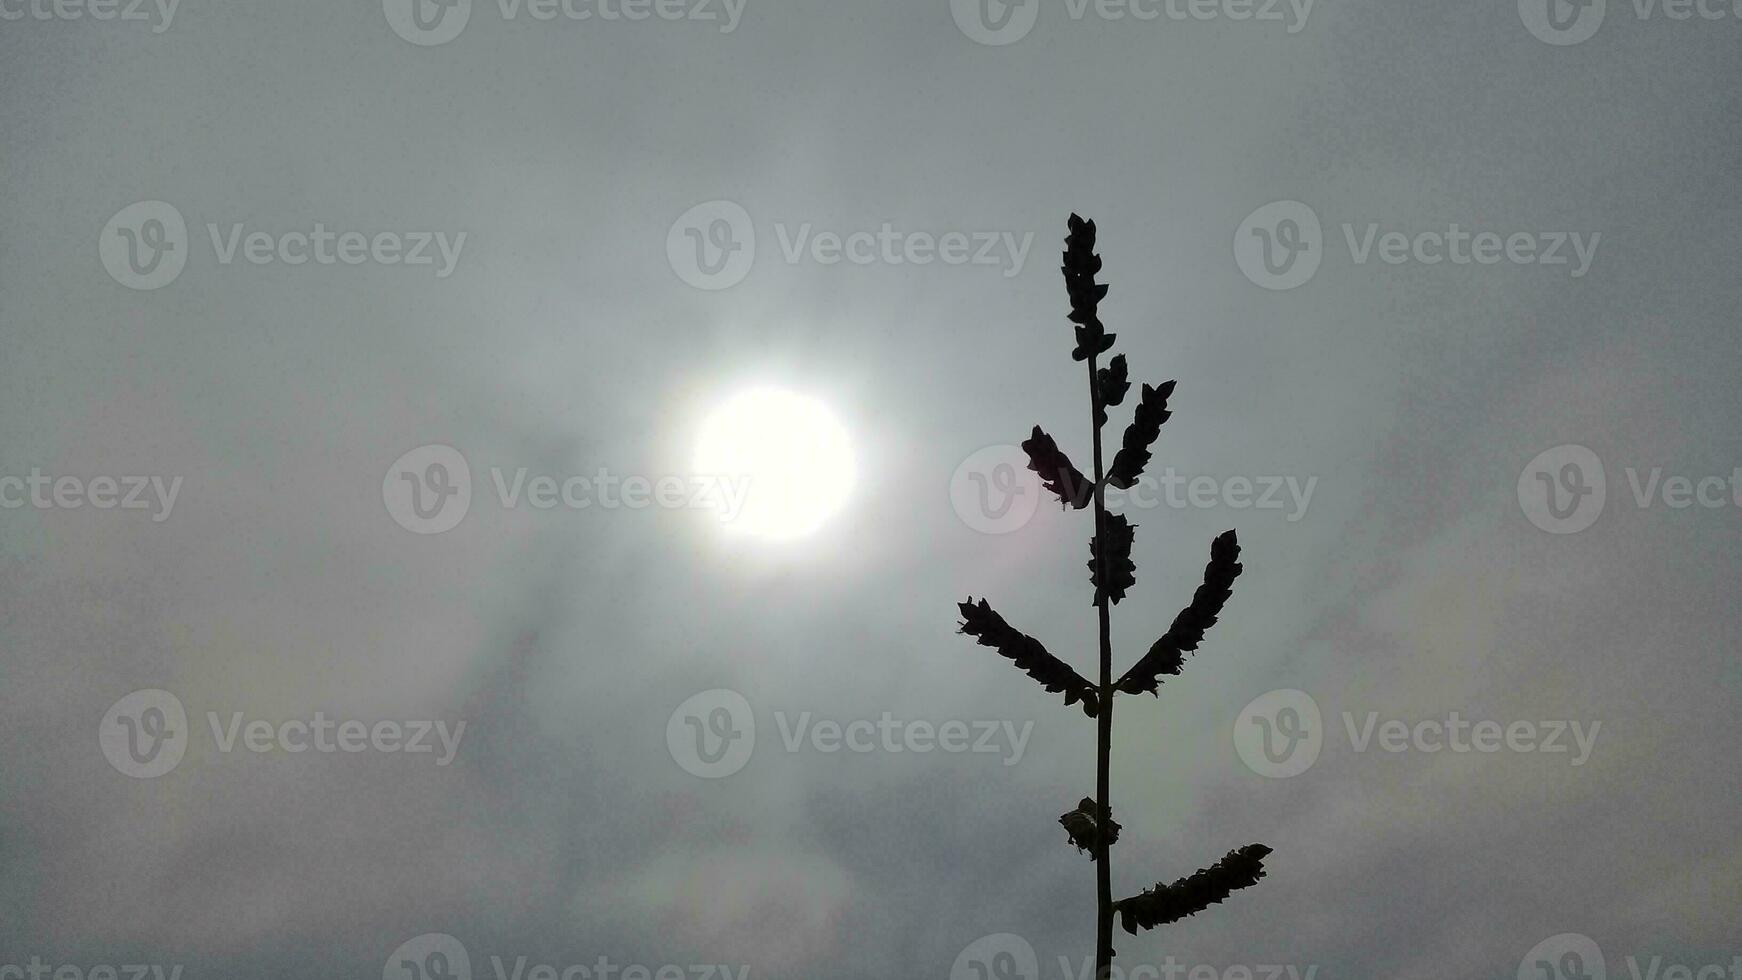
[[693, 387, 856, 541]]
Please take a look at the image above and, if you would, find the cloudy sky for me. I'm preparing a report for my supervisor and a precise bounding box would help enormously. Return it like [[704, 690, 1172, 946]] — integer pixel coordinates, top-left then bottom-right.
[[2, 1, 1739, 978]]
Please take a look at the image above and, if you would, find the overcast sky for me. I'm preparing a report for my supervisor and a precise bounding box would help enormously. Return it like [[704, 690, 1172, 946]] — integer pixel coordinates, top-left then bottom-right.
[[2, 1, 1739, 978]]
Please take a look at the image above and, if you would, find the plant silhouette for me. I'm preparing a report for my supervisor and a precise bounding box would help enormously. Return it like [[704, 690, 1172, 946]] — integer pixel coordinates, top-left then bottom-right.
[[957, 215, 1273, 980]]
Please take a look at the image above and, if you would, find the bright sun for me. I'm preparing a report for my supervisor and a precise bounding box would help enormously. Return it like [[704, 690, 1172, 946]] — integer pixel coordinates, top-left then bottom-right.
[[693, 387, 856, 541]]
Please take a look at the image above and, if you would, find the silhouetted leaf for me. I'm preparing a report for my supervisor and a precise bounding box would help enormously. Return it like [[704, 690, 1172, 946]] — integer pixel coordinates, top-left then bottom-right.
[[1064, 214, 1116, 361], [1113, 844, 1272, 933], [1105, 381, 1176, 490], [1115, 530, 1242, 695], [1059, 796, 1121, 859], [1022, 425, 1093, 510], [958, 598, 1100, 717], [1088, 514, 1137, 605], [1094, 355, 1130, 428]]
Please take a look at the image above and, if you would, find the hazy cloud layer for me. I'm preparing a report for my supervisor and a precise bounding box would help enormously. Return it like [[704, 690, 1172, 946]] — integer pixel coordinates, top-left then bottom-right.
[[2, 2, 1739, 979]]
